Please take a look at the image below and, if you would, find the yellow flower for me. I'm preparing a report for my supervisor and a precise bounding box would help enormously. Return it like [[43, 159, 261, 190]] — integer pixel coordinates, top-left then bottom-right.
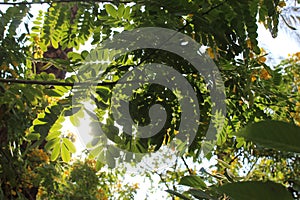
[[86, 159, 96, 170], [132, 183, 139, 189], [37, 187, 44, 197], [11, 190, 16, 196], [258, 56, 267, 63], [278, 1, 286, 7], [246, 39, 253, 49], [28, 148, 50, 164], [64, 170, 70, 176], [206, 47, 215, 59], [116, 182, 122, 189], [260, 68, 272, 80]]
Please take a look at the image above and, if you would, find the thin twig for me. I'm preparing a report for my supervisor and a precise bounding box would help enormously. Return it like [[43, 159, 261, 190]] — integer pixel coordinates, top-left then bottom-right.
[[245, 157, 259, 180], [181, 156, 193, 175], [154, 171, 171, 191], [228, 151, 242, 165]]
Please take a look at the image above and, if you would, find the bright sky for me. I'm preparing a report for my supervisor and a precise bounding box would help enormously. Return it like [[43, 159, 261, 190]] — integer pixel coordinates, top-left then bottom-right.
[[1, 1, 300, 199], [257, 0, 300, 65]]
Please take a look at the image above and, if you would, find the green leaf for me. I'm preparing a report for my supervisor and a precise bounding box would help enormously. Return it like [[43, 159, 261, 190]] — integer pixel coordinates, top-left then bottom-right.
[[234, 120, 300, 153], [216, 158, 231, 169], [105, 4, 118, 18], [46, 131, 61, 141], [62, 138, 76, 153], [117, 4, 125, 18], [165, 190, 191, 200], [69, 114, 80, 126], [188, 189, 213, 199], [51, 142, 60, 161], [45, 137, 60, 151], [51, 37, 59, 49], [217, 181, 293, 200], [89, 145, 102, 158], [61, 143, 71, 162], [179, 176, 207, 189], [32, 118, 47, 125], [123, 6, 131, 19], [26, 133, 40, 141]]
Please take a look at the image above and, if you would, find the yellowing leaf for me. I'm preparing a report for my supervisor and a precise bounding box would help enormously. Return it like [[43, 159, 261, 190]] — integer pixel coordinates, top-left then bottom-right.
[[206, 47, 215, 59], [295, 52, 300, 59], [12, 61, 19, 67], [258, 56, 267, 63], [246, 39, 253, 49], [251, 75, 257, 82], [278, 1, 286, 7], [260, 68, 272, 80]]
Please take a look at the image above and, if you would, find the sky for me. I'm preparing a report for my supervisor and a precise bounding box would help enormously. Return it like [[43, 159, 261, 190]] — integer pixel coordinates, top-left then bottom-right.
[[1, 1, 300, 199], [257, 0, 300, 65]]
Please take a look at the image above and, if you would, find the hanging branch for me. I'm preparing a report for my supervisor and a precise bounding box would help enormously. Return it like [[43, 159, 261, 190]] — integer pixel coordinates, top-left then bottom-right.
[[0, 78, 150, 86], [0, 78, 117, 86], [280, 14, 297, 30], [0, 0, 133, 5]]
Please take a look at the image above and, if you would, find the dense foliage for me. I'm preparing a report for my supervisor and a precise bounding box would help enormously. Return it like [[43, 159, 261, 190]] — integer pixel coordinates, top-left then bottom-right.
[[0, 0, 299, 199]]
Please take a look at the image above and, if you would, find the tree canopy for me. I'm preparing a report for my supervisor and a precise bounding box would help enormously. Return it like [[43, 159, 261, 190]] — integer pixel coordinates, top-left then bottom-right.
[[0, 0, 300, 199]]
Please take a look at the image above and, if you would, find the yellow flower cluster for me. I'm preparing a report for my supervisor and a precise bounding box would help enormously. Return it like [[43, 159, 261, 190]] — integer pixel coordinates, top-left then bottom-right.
[[288, 53, 300, 126], [250, 68, 272, 82], [291, 102, 300, 126], [259, 68, 272, 80], [37, 187, 44, 198], [206, 47, 215, 59], [86, 159, 97, 170], [28, 148, 50, 164], [44, 95, 60, 104], [96, 188, 108, 200], [21, 166, 37, 189], [132, 183, 139, 189], [32, 36, 44, 59]]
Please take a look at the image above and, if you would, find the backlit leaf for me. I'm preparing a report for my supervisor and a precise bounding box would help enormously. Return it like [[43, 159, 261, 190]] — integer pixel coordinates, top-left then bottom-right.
[[51, 142, 60, 161], [62, 138, 76, 153], [234, 120, 300, 153], [61, 143, 71, 162]]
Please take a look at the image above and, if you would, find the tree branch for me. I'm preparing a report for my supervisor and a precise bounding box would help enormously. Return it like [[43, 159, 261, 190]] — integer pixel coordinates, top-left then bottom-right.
[[0, 0, 133, 5], [0, 78, 117, 87]]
